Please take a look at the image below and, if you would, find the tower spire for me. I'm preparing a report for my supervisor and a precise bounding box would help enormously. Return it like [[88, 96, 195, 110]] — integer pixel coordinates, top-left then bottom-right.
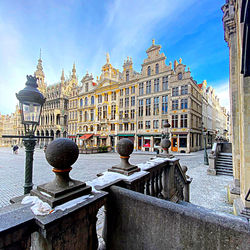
[[72, 62, 76, 79], [61, 68, 65, 82]]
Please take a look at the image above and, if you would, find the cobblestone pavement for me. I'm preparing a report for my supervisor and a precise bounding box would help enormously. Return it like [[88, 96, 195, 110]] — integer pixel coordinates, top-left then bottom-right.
[[0, 146, 233, 215]]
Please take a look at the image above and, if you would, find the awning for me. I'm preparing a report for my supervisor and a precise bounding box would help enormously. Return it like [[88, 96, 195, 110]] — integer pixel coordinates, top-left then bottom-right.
[[79, 134, 93, 140], [99, 136, 107, 139], [68, 135, 76, 139], [117, 134, 135, 137]]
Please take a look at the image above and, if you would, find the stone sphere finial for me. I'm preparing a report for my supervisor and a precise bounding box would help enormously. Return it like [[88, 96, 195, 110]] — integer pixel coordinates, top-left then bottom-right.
[[45, 138, 79, 170], [160, 138, 171, 150], [116, 138, 134, 157], [108, 138, 140, 175]]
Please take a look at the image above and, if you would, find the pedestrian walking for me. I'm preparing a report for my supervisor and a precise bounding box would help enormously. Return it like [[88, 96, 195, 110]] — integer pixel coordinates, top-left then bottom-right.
[[13, 145, 19, 154]]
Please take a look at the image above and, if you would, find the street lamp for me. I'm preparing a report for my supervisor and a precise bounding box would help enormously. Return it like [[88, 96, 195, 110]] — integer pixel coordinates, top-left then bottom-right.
[[201, 122, 209, 165], [16, 75, 46, 194], [160, 119, 172, 157]]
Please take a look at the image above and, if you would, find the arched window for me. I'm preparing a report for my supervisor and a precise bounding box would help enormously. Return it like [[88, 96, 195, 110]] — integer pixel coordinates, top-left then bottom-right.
[[126, 70, 129, 82], [80, 99, 83, 107], [85, 97, 88, 106], [84, 111, 88, 122], [147, 66, 151, 76], [91, 96, 94, 105], [85, 82, 89, 92], [155, 64, 159, 74], [97, 124, 100, 131], [90, 125, 93, 131], [178, 72, 183, 80]]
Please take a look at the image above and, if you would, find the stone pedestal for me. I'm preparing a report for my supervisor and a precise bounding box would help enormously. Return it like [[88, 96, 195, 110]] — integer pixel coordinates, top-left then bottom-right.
[[233, 197, 250, 219], [227, 178, 240, 204], [207, 154, 216, 175]]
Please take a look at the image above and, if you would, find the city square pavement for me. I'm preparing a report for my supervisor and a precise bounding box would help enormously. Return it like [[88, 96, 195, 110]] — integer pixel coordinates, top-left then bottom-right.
[[0, 146, 233, 215]]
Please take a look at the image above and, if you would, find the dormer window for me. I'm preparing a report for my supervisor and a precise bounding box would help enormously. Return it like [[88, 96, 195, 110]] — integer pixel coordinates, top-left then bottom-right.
[[126, 70, 129, 82], [85, 82, 89, 92], [155, 64, 159, 74], [147, 66, 151, 76], [178, 72, 183, 80]]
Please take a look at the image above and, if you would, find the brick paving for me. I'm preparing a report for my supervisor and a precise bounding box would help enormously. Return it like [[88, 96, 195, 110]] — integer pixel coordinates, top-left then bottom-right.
[[0, 146, 233, 214], [0, 147, 234, 248]]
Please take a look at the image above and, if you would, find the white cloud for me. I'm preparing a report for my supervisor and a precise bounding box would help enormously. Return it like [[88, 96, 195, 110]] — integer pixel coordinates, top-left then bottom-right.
[[213, 81, 230, 113]]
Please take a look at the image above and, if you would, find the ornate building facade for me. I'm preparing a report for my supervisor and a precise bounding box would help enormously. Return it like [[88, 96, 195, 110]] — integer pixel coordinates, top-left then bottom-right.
[[6, 41, 228, 154]]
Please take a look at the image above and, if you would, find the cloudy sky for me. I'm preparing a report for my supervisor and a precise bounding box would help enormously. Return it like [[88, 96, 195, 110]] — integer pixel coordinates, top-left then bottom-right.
[[0, 0, 229, 114]]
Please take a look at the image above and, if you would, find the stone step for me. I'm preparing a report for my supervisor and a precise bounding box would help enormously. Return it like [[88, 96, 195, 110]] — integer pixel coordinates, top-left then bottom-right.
[[216, 160, 233, 165], [216, 164, 233, 168], [216, 162, 232, 167], [219, 152, 232, 156], [218, 156, 232, 160], [217, 171, 233, 176], [216, 168, 233, 172], [217, 159, 232, 163]]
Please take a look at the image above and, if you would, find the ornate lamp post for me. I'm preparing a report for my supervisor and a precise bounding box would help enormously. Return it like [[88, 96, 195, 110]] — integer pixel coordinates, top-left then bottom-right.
[[16, 75, 46, 194], [201, 122, 209, 165], [160, 119, 173, 158]]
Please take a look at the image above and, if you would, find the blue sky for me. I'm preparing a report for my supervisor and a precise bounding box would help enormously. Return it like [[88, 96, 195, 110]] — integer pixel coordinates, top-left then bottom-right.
[[0, 0, 229, 115]]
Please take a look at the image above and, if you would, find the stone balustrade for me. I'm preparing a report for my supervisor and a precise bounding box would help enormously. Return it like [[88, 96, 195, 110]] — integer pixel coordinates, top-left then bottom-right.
[[1, 138, 249, 250]]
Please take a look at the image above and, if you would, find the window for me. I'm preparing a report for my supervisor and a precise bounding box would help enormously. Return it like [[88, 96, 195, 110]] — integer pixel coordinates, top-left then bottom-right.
[[125, 97, 129, 107], [138, 121, 143, 129], [179, 135, 187, 147], [90, 109, 94, 121], [153, 97, 159, 115], [126, 71, 129, 82], [178, 72, 183, 80], [119, 98, 123, 108], [162, 119, 168, 128], [146, 80, 151, 94], [98, 107, 102, 121], [124, 123, 129, 131], [103, 105, 107, 119], [125, 87, 129, 95], [139, 99, 143, 117], [98, 95, 102, 103], [119, 124, 123, 131], [181, 114, 188, 128], [145, 120, 151, 129], [172, 100, 178, 110], [162, 95, 168, 114], [131, 109, 135, 119], [111, 124, 115, 131], [97, 124, 101, 131], [131, 123, 135, 131], [181, 99, 188, 109], [91, 96, 94, 105], [131, 86, 135, 94], [79, 111, 82, 122], [162, 76, 168, 91], [111, 91, 116, 101], [124, 110, 129, 118], [120, 89, 124, 96], [181, 85, 188, 95], [154, 78, 159, 92], [147, 66, 151, 76], [84, 111, 88, 122], [146, 98, 151, 116], [153, 120, 159, 129], [85, 97, 88, 106], [104, 93, 108, 102], [119, 111, 123, 119], [80, 99, 83, 107], [139, 83, 144, 96], [155, 63, 159, 74], [172, 87, 179, 96], [111, 105, 116, 120], [85, 82, 89, 92], [172, 115, 178, 128], [131, 96, 135, 106]]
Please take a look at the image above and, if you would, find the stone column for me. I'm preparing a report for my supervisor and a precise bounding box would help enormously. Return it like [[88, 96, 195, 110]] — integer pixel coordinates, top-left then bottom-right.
[[222, 2, 240, 202]]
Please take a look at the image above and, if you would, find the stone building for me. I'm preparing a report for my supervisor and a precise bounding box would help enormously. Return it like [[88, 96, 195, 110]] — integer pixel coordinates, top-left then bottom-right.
[[12, 42, 227, 154], [222, 0, 250, 218]]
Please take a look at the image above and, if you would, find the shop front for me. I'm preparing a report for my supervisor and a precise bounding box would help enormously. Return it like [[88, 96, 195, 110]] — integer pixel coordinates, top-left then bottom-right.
[[171, 133, 188, 153]]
